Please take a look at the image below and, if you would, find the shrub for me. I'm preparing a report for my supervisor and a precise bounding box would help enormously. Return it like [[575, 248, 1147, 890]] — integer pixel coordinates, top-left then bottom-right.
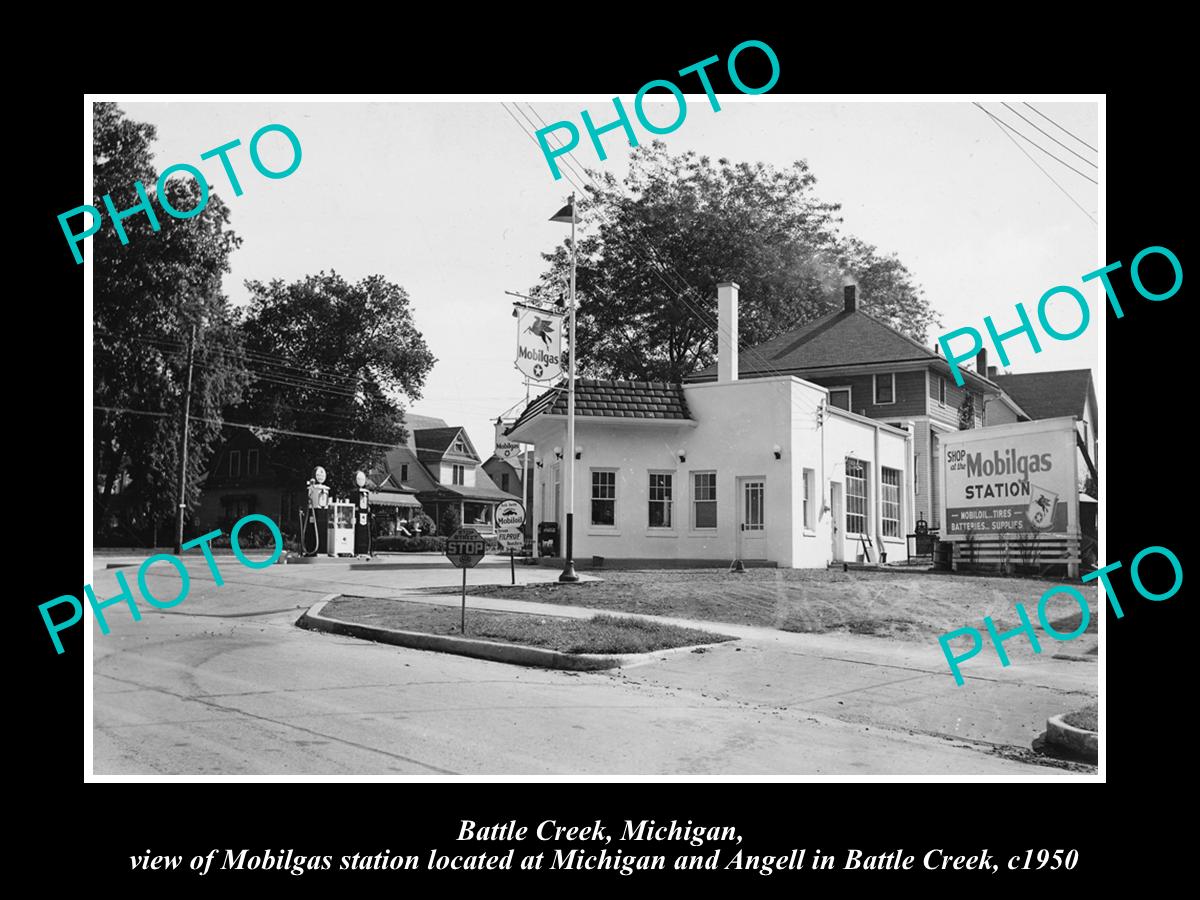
[[439, 507, 461, 536], [373, 535, 447, 553], [411, 512, 436, 535]]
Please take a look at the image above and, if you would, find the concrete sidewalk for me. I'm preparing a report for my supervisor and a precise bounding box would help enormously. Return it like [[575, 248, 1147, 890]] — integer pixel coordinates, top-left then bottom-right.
[[356, 586, 1097, 754]]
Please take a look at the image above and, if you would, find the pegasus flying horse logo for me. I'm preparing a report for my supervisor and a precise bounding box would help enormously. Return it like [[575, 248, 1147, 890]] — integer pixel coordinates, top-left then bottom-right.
[[524, 317, 555, 347]]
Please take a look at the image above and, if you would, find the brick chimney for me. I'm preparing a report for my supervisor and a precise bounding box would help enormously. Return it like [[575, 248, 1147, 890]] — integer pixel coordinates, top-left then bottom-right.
[[718, 282, 739, 382], [844, 284, 857, 313], [987, 365, 998, 379], [976, 348, 988, 375]]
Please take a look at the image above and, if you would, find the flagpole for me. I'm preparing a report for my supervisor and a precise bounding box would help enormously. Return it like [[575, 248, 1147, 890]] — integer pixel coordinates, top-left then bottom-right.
[[560, 192, 579, 582]]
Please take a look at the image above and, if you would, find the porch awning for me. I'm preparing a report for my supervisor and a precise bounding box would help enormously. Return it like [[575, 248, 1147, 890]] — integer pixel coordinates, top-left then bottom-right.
[[370, 492, 423, 508]]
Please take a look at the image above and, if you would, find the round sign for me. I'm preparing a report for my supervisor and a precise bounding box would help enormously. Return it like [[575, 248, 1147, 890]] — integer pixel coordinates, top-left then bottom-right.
[[496, 500, 526, 529]]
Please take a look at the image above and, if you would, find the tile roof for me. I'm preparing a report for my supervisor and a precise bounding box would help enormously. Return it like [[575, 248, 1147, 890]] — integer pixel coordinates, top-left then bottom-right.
[[991, 369, 1094, 421], [687, 308, 941, 380], [507, 379, 692, 434]]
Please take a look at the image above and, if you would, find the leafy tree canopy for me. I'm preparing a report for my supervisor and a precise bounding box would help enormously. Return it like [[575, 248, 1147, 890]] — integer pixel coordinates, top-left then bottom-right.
[[92, 102, 246, 542], [536, 142, 941, 383], [238, 271, 436, 497]]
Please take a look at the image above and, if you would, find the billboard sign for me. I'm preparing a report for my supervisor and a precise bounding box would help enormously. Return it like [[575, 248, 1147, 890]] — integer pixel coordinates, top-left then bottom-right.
[[941, 417, 1078, 539]]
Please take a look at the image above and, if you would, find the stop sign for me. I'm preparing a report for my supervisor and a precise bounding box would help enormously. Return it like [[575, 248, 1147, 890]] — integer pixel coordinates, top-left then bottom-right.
[[445, 527, 486, 568]]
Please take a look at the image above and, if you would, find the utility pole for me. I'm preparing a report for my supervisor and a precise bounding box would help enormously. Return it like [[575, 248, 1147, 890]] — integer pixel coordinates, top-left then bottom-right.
[[174, 322, 197, 555]]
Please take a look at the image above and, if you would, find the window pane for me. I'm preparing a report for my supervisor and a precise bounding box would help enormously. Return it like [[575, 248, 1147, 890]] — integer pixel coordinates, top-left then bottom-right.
[[592, 499, 614, 526], [829, 389, 850, 411], [876, 375, 893, 403], [845, 457, 867, 534], [695, 501, 716, 528]]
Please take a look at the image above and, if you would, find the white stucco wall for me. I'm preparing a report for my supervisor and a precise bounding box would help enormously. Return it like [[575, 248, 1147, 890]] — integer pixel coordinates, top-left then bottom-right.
[[519, 376, 909, 568]]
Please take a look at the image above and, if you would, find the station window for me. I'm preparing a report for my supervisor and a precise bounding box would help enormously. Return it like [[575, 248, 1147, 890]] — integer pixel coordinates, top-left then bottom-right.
[[845, 457, 868, 534], [882, 467, 901, 538], [591, 470, 616, 526], [692, 472, 717, 529], [648, 472, 674, 528]]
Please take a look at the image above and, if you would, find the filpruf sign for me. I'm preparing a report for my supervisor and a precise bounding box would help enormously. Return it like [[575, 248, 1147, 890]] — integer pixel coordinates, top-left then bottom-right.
[[940, 417, 1079, 539], [515, 305, 564, 381]]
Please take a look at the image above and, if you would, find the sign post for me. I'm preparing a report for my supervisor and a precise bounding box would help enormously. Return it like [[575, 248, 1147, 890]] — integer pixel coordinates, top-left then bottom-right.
[[496, 500, 526, 586], [445, 526, 486, 634]]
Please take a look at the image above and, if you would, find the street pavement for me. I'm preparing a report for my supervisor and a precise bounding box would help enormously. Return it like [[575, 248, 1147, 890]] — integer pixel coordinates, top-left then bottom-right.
[[91, 554, 1098, 776]]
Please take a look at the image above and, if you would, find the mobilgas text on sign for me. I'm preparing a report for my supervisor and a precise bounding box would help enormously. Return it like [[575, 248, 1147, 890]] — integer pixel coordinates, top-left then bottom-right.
[[941, 418, 1077, 538], [515, 305, 565, 381]]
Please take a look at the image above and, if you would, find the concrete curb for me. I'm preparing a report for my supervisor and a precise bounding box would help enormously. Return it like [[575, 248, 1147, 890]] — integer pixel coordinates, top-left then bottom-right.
[[295, 595, 733, 671], [1045, 714, 1098, 761]]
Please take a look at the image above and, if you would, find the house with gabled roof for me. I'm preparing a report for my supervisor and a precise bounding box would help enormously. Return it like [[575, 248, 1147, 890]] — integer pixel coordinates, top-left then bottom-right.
[[686, 284, 1029, 532], [367, 414, 512, 534], [992, 369, 1097, 492]]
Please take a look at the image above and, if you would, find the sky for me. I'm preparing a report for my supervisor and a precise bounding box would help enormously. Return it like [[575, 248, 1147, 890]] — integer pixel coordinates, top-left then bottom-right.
[[120, 98, 1099, 460]]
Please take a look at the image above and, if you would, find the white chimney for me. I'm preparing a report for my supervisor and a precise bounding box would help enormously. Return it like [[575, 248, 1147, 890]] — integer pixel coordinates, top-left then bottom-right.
[[718, 281, 739, 382]]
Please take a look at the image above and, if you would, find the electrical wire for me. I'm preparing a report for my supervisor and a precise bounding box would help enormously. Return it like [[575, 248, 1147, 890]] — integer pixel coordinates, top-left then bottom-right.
[[93, 406, 402, 448], [974, 103, 1097, 225], [1000, 102, 1096, 167], [1022, 102, 1098, 153], [973, 103, 1098, 184]]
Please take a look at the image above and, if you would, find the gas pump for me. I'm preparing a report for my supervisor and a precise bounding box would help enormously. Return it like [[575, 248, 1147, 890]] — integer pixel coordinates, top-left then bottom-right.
[[327, 499, 355, 556], [352, 470, 372, 557], [302, 466, 330, 557]]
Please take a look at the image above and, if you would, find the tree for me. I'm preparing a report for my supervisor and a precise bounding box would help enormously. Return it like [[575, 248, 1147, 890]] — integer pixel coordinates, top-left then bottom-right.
[[92, 102, 247, 543], [958, 392, 977, 430], [535, 142, 941, 383], [237, 271, 436, 498]]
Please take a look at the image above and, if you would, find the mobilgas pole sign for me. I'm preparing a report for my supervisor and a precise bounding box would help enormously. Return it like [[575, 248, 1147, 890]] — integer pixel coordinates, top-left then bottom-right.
[[515, 304, 564, 382], [940, 417, 1079, 539]]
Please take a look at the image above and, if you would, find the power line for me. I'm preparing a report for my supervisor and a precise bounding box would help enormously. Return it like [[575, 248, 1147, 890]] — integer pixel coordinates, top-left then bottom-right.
[[1023, 102, 1098, 153], [517, 103, 596, 192], [974, 103, 1097, 225], [499, 102, 592, 199], [97, 328, 366, 389], [1000, 102, 1096, 167], [94, 406, 402, 448], [973, 103, 1098, 184]]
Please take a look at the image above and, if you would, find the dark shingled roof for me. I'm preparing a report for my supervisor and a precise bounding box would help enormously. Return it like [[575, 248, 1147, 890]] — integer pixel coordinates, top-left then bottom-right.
[[992, 370, 1094, 421], [687, 308, 944, 381], [507, 379, 692, 434], [412, 427, 463, 453]]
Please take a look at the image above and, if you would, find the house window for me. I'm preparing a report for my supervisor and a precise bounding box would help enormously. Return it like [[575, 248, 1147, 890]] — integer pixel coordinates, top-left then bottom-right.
[[228, 450, 241, 478], [400, 464, 409, 482], [501, 473, 510, 493], [247, 449, 259, 476], [882, 467, 901, 538], [828, 387, 851, 411], [939, 375, 947, 404], [452, 438, 467, 454], [464, 502, 492, 527], [845, 457, 868, 535], [591, 470, 616, 526], [802, 468, 815, 530], [648, 472, 673, 528], [452, 465, 464, 485], [874, 373, 895, 404], [692, 472, 717, 529]]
